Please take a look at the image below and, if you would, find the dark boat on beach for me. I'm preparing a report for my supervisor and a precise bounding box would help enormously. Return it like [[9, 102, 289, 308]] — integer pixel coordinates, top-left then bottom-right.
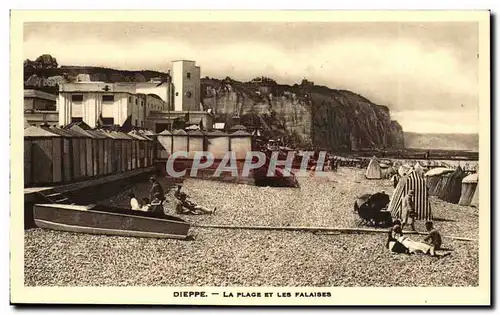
[[33, 203, 191, 240]]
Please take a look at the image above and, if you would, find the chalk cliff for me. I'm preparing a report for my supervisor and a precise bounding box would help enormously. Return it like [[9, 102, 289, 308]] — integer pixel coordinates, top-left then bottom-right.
[[201, 78, 404, 151]]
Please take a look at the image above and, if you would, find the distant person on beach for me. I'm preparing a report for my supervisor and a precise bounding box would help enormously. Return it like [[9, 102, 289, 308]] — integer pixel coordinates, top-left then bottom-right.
[[174, 185, 217, 215], [129, 193, 141, 211], [423, 221, 442, 250], [390, 173, 400, 188], [401, 190, 416, 231]]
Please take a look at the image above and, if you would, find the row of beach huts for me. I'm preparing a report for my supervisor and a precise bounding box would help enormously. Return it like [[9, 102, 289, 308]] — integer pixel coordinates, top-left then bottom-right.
[[24, 123, 156, 187], [365, 156, 479, 207], [24, 123, 256, 187]]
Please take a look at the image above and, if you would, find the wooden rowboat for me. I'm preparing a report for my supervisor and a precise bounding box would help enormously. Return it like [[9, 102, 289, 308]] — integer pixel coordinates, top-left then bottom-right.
[[33, 203, 191, 240]]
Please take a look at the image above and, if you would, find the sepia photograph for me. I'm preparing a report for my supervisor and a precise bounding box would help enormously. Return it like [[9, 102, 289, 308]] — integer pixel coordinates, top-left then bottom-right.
[[10, 10, 491, 305]]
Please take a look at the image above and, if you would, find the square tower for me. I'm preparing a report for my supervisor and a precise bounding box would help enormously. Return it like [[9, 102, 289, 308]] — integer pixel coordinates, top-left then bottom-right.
[[172, 60, 201, 112]]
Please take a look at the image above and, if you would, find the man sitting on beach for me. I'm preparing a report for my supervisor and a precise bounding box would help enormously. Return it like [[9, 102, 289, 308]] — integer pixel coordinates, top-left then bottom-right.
[[174, 185, 217, 215], [423, 221, 442, 250]]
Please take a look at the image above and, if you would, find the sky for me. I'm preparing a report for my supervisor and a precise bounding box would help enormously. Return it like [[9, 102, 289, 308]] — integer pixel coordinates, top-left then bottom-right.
[[23, 22, 480, 134]]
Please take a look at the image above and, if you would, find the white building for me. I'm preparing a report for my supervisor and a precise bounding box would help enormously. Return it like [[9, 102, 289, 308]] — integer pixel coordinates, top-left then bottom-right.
[[172, 60, 201, 112], [57, 60, 205, 130], [58, 82, 160, 128]]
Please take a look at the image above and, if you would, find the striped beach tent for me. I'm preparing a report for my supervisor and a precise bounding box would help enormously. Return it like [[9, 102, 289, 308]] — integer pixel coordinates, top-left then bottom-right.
[[388, 170, 432, 221], [365, 156, 383, 179]]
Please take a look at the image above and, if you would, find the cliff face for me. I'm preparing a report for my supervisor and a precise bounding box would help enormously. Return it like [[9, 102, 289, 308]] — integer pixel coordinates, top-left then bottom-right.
[[201, 79, 404, 151]]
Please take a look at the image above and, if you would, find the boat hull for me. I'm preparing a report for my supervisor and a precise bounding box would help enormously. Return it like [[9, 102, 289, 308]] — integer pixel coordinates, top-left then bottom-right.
[[33, 204, 191, 240]]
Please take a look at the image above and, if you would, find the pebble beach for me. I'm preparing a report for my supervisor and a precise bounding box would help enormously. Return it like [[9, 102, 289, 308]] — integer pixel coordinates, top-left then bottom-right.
[[24, 168, 480, 287]]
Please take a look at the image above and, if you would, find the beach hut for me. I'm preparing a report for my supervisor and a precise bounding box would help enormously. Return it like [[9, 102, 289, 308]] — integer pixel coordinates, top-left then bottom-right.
[[187, 130, 205, 159], [24, 137, 32, 186], [365, 156, 383, 179], [430, 172, 450, 196], [424, 167, 454, 194], [72, 127, 107, 177], [24, 126, 63, 186], [141, 130, 156, 166], [229, 130, 252, 160], [156, 129, 173, 160], [458, 173, 478, 206], [438, 166, 466, 204], [470, 183, 479, 208], [172, 129, 189, 156], [53, 126, 94, 179], [134, 131, 149, 168], [99, 130, 121, 173], [388, 170, 432, 221], [207, 130, 230, 160], [53, 126, 91, 180], [43, 126, 79, 182], [92, 130, 113, 175], [127, 131, 143, 169], [112, 131, 133, 171]]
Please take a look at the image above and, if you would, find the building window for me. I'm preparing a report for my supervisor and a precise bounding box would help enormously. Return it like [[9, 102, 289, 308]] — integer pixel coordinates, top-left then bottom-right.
[[129, 96, 132, 102], [175, 92, 179, 96], [102, 95, 114, 102], [72, 95, 84, 102], [71, 117, 83, 123], [187, 72, 191, 79]]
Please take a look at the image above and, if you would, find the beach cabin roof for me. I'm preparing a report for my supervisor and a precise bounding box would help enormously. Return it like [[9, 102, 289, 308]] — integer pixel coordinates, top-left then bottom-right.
[[230, 124, 247, 131], [110, 131, 133, 140], [206, 130, 227, 137], [128, 131, 149, 141], [24, 125, 60, 138], [229, 130, 252, 137], [66, 125, 99, 138], [187, 130, 205, 137], [44, 126, 78, 138], [424, 167, 454, 177], [85, 130, 109, 139], [158, 130, 172, 136], [172, 129, 188, 136]]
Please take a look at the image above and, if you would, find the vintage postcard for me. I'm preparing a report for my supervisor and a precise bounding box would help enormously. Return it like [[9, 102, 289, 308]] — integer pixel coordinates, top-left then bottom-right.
[[10, 10, 490, 305]]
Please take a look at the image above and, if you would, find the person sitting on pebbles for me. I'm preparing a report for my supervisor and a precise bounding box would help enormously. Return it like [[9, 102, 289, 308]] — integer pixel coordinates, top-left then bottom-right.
[[386, 220, 409, 254], [423, 221, 443, 251], [174, 185, 217, 215]]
